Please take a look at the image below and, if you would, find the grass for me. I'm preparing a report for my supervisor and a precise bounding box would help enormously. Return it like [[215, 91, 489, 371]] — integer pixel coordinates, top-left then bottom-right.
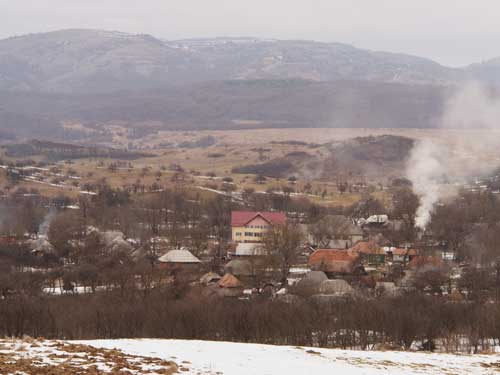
[[0, 128, 427, 207]]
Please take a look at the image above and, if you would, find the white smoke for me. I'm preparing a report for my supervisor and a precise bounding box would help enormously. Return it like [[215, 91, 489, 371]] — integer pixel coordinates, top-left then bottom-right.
[[406, 81, 500, 230], [406, 141, 447, 229]]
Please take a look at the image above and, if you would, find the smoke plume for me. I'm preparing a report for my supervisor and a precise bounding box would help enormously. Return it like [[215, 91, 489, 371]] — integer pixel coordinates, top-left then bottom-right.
[[406, 81, 500, 230], [406, 141, 447, 229]]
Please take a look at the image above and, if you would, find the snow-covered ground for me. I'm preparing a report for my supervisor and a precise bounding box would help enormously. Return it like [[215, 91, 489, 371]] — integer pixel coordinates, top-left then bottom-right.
[[3, 338, 500, 374], [0, 338, 177, 374], [77, 339, 500, 375]]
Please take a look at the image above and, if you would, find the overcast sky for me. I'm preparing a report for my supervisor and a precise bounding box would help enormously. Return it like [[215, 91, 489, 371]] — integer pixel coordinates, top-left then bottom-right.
[[1, 0, 499, 67]]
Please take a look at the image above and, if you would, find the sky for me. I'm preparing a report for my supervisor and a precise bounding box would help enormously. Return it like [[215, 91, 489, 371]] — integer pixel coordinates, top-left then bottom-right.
[[1, 0, 500, 67]]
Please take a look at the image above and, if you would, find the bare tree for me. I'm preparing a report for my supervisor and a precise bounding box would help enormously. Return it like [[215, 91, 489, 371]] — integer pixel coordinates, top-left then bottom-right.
[[262, 223, 303, 285], [309, 215, 350, 248]]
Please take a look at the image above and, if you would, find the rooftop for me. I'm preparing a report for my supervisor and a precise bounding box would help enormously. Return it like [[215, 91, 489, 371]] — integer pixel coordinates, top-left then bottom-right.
[[158, 249, 201, 263], [231, 211, 286, 227]]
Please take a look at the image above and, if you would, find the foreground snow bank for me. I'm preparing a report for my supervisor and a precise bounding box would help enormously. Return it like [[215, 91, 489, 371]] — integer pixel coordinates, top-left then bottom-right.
[[78, 339, 500, 375]]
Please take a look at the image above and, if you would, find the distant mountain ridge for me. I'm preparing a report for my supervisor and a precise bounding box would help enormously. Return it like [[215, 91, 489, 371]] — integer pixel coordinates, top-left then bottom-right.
[[0, 29, 498, 93], [0, 29, 499, 140]]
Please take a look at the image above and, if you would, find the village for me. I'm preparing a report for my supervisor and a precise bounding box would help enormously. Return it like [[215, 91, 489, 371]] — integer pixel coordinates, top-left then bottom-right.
[[0, 136, 500, 353], [0, 202, 478, 303]]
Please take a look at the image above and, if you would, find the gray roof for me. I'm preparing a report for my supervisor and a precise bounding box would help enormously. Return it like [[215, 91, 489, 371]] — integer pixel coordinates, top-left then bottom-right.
[[235, 243, 265, 256], [295, 271, 328, 290], [225, 259, 253, 276], [158, 249, 201, 263]]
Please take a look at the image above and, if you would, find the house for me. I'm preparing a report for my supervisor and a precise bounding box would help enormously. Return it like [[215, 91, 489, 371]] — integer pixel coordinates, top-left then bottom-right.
[[384, 247, 418, 263], [365, 214, 389, 226], [348, 241, 385, 265], [302, 215, 364, 249], [317, 279, 356, 297], [158, 249, 201, 271], [309, 249, 362, 276], [231, 211, 286, 243], [294, 271, 328, 295]]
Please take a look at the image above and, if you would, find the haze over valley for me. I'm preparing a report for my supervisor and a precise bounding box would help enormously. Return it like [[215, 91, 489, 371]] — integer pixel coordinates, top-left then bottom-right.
[[0, 29, 500, 142]]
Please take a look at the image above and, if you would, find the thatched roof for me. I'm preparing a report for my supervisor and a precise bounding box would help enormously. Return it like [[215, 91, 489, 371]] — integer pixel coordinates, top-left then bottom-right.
[[218, 274, 243, 288]]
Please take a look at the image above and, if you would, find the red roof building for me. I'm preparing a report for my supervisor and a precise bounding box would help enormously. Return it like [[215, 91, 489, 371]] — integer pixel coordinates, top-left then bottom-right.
[[231, 211, 286, 227], [231, 211, 286, 244], [309, 249, 361, 274]]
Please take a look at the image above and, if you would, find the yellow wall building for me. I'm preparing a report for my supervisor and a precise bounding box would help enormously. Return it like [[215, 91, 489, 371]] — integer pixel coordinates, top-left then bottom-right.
[[231, 211, 286, 243]]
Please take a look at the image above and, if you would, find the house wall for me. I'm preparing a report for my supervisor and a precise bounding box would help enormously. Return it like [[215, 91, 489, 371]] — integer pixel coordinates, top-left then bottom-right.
[[232, 216, 272, 243], [350, 234, 364, 244]]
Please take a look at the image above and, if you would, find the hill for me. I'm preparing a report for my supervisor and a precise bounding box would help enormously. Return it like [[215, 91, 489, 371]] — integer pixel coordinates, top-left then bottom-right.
[[231, 135, 415, 182], [0, 29, 498, 140], [0, 29, 478, 93], [466, 57, 500, 84], [3, 338, 497, 374], [0, 80, 447, 140]]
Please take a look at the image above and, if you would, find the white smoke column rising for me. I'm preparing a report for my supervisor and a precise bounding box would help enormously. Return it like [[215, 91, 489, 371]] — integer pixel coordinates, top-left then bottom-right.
[[406, 140, 446, 230], [406, 81, 500, 230]]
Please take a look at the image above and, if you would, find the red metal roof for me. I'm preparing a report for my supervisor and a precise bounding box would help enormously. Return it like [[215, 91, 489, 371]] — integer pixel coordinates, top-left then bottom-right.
[[231, 211, 286, 227], [348, 241, 384, 255], [309, 249, 359, 273]]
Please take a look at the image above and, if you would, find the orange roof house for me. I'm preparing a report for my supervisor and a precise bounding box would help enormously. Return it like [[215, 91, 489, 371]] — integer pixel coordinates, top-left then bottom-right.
[[347, 241, 386, 265], [348, 241, 383, 255], [309, 249, 361, 274]]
